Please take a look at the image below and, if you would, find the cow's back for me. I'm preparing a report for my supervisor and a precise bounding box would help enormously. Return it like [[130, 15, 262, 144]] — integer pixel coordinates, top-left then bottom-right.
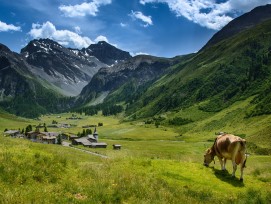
[[215, 134, 246, 161]]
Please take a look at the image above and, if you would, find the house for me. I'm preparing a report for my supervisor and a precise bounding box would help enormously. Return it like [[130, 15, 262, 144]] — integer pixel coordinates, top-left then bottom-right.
[[40, 132, 59, 137], [4, 130, 23, 138], [4, 130, 20, 137], [72, 137, 92, 146], [89, 143, 107, 148], [113, 144, 122, 150], [26, 131, 40, 141], [27, 131, 59, 143], [59, 123, 70, 128], [71, 127, 107, 147], [87, 134, 97, 143], [41, 136, 57, 144], [69, 135, 78, 141]]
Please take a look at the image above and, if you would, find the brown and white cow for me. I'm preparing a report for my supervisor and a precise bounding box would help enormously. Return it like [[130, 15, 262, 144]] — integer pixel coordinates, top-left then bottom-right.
[[204, 134, 247, 181]]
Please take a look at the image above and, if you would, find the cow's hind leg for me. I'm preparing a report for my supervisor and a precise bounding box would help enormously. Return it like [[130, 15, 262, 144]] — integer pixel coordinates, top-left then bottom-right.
[[240, 155, 247, 181]]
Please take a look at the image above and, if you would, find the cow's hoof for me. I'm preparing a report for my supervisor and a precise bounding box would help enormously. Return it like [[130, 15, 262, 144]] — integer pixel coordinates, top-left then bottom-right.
[[240, 178, 243, 182]]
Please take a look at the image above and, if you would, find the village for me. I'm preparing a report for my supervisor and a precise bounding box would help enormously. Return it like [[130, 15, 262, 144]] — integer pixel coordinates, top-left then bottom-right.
[[2, 114, 122, 150]]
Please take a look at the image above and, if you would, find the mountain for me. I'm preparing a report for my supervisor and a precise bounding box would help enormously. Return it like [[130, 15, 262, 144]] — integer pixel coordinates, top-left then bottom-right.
[[124, 12, 271, 119], [82, 41, 132, 65], [203, 4, 271, 49], [75, 5, 271, 122], [0, 43, 69, 118], [76, 54, 183, 105], [21, 39, 107, 96]]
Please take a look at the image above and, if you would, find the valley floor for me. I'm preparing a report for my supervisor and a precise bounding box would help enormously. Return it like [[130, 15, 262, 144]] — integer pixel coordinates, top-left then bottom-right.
[[0, 111, 271, 203]]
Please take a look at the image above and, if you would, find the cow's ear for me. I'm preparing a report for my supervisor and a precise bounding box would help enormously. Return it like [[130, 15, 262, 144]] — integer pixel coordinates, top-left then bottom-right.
[[206, 148, 211, 154]]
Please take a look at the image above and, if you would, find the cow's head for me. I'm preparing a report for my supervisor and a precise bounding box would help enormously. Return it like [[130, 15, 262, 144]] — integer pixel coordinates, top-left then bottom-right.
[[204, 148, 215, 167]]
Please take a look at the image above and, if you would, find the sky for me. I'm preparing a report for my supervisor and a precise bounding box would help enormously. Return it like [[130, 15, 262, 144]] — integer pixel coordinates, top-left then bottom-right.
[[0, 0, 271, 57]]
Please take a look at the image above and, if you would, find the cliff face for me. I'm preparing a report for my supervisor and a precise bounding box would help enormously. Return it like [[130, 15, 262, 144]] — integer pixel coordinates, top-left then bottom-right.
[[77, 55, 179, 104]]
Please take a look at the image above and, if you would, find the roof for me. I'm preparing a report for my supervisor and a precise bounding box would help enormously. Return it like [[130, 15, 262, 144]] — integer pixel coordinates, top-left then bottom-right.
[[74, 137, 92, 146], [4, 130, 20, 134], [40, 132, 59, 137], [87, 134, 97, 140], [91, 143, 107, 146], [113, 144, 122, 147], [42, 136, 56, 140], [27, 131, 36, 134]]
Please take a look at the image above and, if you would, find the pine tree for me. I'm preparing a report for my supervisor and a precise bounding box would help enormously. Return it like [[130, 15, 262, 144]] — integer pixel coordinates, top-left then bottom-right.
[[57, 134, 62, 145], [82, 129, 86, 137]]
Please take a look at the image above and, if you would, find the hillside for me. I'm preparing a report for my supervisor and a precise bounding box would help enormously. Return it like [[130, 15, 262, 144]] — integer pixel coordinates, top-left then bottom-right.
[[0, 112, 270, 203], [0, 43, 70, 118], [77, 55, 183, 105], [123, 19, 271, 119], [202, 4, 271, 49]]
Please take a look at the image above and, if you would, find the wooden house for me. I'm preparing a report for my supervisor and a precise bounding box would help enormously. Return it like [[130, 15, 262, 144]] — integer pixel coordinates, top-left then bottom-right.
[[4, 130, 20, 137], [69, 135, 78, 141], [72, 137, 92, 146], [113, 144, 122, 150], [41, 136, 57, 144], [89, 143, 107, 148], [26, 131, 40, 141]]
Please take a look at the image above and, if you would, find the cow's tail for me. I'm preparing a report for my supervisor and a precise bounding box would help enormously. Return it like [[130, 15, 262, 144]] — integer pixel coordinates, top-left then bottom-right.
[[240, 139, 247, 168], [242, 153, 248, 168]]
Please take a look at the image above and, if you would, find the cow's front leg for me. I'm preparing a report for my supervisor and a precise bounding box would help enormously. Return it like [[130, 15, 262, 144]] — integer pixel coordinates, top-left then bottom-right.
[[223, 159, 227, 170], [231, 160, 237, 177], [218, 157, 223, 170]]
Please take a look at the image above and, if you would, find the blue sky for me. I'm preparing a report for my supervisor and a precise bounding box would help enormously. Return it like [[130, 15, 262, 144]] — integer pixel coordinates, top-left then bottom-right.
[[0, 0, 271, 57]]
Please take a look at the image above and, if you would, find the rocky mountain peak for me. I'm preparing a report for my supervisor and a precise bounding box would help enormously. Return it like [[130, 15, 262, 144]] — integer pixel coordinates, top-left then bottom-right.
[[83, 41, 132, 65], [0, 43, 11, 53], [20, 38, 108, 96]]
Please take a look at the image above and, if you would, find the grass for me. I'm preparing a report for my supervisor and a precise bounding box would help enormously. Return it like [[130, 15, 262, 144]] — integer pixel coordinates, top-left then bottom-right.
[[0, 135, 270, 203], [0, 110, 271, 203]]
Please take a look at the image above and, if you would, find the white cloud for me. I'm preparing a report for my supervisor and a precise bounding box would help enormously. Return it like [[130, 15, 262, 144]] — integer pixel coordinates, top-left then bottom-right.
[[28, 21, 93, 49], [0, 21, 21, 32], [120, 22, 127, 27], [59, 0, 112, 17], [94, 35, 109, 43], [74, 26, 82, 34], [140, 0, 271, 30], [129, 10, 153, 27], [135, 52, 149, 56]]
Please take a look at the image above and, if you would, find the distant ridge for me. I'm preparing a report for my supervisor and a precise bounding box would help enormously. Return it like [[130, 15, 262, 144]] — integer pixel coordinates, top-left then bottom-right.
[[202, 4, 271, 50]]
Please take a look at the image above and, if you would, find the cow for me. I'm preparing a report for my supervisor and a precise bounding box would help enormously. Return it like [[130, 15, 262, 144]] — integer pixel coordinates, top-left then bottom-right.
[[204, 134, 247, 181]]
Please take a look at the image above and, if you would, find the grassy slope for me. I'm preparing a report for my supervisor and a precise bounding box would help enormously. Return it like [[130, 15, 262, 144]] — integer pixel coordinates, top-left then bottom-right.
[[125, 19, 271, 119], [0, 111, 271, 203]]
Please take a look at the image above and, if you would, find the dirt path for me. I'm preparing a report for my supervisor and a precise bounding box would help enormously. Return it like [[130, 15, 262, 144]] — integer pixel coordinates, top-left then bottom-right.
[[62, 141, 108, 158]]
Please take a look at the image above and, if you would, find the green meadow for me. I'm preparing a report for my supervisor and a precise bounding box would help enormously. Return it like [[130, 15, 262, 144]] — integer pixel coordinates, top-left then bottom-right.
[[0, 101, 271, 203]]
